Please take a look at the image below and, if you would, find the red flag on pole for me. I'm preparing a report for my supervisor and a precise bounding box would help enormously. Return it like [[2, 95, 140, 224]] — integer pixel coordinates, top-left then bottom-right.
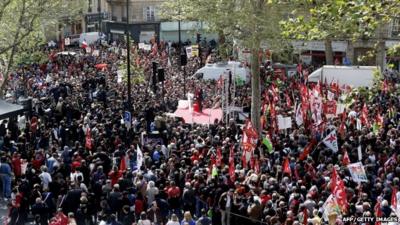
[[119, 155, 127, 172], [331, 168, 348, 212], [391, 187, 397, 210], [283, 158, 291, 175], [342, 150, 350, 166], [85, 128, 92, 150], [361, 103, 370, 127], [303, 208, 308, 225], [284, 92, 292, 108], [375, 199, 382, 225], [216, 148, 222, 166], [299, 142, 314, 161], [229, 146, 235, 182]]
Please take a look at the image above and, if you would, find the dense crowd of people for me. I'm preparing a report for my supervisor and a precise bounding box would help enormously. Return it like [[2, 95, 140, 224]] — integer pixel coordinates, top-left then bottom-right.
[[0, 38, 400, 225]]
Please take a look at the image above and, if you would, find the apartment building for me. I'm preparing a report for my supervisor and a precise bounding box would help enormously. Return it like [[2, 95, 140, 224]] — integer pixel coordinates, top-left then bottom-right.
[[104, 0, 165, 43]]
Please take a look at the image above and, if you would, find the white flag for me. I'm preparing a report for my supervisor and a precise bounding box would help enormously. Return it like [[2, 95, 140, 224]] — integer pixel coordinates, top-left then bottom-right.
[[323, 130, 339, 153], [136, 145, 143, 170], [357, 145, 362, 161], [295, 103, 303, 126]]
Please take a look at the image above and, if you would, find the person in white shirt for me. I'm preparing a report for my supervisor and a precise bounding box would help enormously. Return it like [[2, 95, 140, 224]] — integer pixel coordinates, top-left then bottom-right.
[[39, 166, 52, 190], [166, 214, 180, 225]]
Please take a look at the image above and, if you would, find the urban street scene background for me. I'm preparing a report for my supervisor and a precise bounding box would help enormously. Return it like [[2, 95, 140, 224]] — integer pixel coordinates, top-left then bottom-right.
[[0, 0, 400, 225]]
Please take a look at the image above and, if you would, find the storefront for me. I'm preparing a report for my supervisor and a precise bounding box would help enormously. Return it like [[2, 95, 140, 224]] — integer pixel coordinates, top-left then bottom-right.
[[292, 41, 348, 65], [85, 12, 109, 32], [105, 21, 160, 43]]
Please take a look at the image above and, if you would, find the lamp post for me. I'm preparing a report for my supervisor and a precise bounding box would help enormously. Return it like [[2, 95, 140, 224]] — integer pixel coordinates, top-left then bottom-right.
[[98, 0, 101, 34], [126, 0, 132, 111]]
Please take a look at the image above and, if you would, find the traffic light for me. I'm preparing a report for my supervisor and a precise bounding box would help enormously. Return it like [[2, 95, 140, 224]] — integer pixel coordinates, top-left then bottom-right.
[[196, 33, 201, 44]]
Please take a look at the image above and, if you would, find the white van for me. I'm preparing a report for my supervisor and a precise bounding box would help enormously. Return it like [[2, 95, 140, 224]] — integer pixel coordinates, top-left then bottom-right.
[[308, 65, 378, 88], [79, 32, 106, 46], [192, 61, 250, 83]]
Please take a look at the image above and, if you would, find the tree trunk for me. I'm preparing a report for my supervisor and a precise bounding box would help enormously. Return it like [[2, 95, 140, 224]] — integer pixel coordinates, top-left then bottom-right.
[[324, 38, 334, 65], [218, 30, 227, 61], [375, 39, 386, 71], [251, 47, 261, 134]]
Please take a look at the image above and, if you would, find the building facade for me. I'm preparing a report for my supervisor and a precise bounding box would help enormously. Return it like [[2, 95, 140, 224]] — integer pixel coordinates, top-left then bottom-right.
[[104, 0, 165, 43], [294, 19, 400, 70]]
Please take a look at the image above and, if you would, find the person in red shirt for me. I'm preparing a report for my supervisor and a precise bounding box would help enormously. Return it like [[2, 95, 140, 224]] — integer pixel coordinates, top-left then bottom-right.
[[11, 153, 22, 178], [167, 181, 181, 214], [108, 166, 122, 186]]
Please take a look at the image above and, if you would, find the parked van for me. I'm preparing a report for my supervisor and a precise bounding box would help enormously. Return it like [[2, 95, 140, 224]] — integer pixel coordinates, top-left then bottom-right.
[[307, 65, 378, 88], [192, 61, 250, 83], [79, 32, 106, 46]]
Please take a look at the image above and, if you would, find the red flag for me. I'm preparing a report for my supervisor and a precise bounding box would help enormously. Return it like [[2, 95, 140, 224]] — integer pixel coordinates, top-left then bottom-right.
[[391, 187, 397, 210], [85, 128, 92, 150], [254, 159, 260, 174], [376, 113, 384, 127], [229, 146, 235, 182], [241, 151, 247, 169], [342, 150, 350, 166], [283, 158, 291, 175], [299, 142, 314, 161], [81, 40, 88, 49], [338, 109, 347, 138], [217, 75, 224, 89], [382, 79, 388, 94], [209, 154, 216, 175], [284, 92, 292, 108], [331, 168, 338, 193], [303, 208, 308, 225], [331, 168, 348, 212], [119, 155, 127, 172], [216, 148, 222, 166], [375, 199, 382, 225], [294, 164, 300, 180], [361, 103, 370, 127]]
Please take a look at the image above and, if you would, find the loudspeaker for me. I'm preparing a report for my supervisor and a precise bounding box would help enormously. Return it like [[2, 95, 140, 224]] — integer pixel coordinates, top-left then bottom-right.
[[180, 54, 187, 66], [157, 68, 165, 82]]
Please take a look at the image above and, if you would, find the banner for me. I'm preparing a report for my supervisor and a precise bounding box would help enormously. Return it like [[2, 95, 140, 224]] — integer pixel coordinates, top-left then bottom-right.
[[322, 130, 339, 153], [186, 46, 193, 58], [324, 100, 337, 115], [144, 44, 152, 51], [138, 43, 145, 49], [64, 38, 71, 46], [92, 50, 100, 56], [347, 162, 368, 183], [322, 194, 341, 221], [191, 45, 199, 57], [277, 115, 292, 130]]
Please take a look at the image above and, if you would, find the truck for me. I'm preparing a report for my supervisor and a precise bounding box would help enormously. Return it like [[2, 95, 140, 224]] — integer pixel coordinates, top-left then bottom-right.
[[307, 65, 378, 88], [79, 32, 106, 46], [192, 61, 250, 83]]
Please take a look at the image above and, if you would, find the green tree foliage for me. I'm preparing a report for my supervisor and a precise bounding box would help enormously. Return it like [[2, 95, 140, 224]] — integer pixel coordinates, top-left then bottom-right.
[[280, 0, 400, 65], [0, 0, 86, 92], [161, 0, 288, 133]]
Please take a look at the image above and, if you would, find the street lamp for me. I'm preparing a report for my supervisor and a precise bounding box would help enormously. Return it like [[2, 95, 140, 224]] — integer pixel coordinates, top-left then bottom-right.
[[126, 0, 132, 111]]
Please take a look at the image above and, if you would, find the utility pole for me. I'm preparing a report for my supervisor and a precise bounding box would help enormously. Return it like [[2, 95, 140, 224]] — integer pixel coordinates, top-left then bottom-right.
[[98, 0, 102, 34], [126, 0, 131, 111]]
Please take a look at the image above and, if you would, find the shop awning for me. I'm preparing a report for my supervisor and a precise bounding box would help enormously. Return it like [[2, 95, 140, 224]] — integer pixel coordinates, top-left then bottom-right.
[[0, 100, 25, 120]]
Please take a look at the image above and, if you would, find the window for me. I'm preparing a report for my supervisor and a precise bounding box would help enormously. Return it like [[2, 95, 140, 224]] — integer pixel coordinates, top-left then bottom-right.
[[392, 18, 400, 37], [144, 6, 155, 22]]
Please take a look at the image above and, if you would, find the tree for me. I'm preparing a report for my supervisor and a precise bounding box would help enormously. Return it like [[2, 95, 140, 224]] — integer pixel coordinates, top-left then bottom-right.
[[280, 0, 400, 67], [161, 0, 287, 133], [0, 0, 86, 94]]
